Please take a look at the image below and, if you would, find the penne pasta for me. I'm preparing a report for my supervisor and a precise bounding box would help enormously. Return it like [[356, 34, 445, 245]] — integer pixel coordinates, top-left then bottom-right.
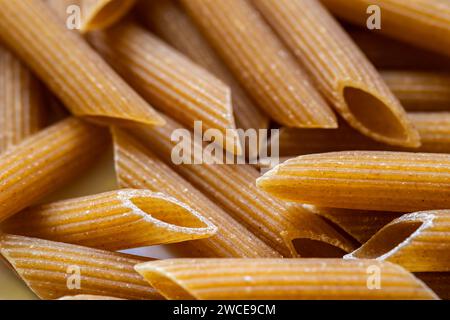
[[58, 295, 124, 300], [346, 211, 450, 272], [0, 44, 46, 154], [257, 151, 450, 212], [253, 0, 419, 147], [79, 0, 136, 32], [415, 273, 450, 300], [0, 117, 108, 223], [180, 0, 337, 129], [322, 0, 450, 58], [128, 116, 356, 257], [0, 234, 160, 300], [0, 0, 164, 127], [138, 0, 269, 136], [276, 113, 450, 156], [135, 258, 438, 300], [304, 205, 401, 244], [112, 127, 280, 258], [88, 21, 240, 155], [1, 189, 217, 250], [381, 71, 450, 111], [348, 29, 450, 70]]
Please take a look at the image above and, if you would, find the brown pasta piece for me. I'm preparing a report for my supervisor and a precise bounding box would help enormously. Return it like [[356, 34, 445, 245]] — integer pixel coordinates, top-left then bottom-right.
[[322, 0, 450, 58], [0, 0, 164, 127], [253, 0, 419, 147], [0, 117, 108, 223], [346, 211, 450, 272], [0, 43, 46, 153], [88, 21, 240, 154], [180, 0, 337, 128], [0, 234, 160, 300], [1, 189, 217, 250], [58, 295, 124, 300], [112, 127, 280, 258], [128, 115, 356, 257], [80, 0, 136, 32], [135, 258, 438, 300], [257, 151, 450, 212]]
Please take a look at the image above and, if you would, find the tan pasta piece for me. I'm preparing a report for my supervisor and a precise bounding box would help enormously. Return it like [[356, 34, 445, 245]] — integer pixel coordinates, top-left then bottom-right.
[[276, 113, 450, 156], [257, 151, 450, 212], [346, 211, 450, 272], [415, 273, 450, 300], [381, 71, 450, 111], [0, 234, 160, 300], [322, 0, 450, 58], [0, 117, 108, 223], [79, 0, 136, 32], [180, 0, 337, 128], [138, 0, 269, 136], [58, 295, 124, 300], [348, 29, 450, 70], [0, 0, 164, 127], [128, 116, 355, 257], [112, 127, 280, 258], [89, 21, 240, 154], [1, 189, 217, 250], [253, 0, 419, 147], [0, 44, 46, 153], [304, 205, 401, 244], [135, 258, 438, 300]]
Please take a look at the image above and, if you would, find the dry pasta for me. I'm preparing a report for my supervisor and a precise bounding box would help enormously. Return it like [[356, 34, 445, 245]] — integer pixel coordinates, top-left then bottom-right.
[[257, 151, 450, 212], [346, 211, 450, 272], [135, 258, 438, 300], [322, 0, 450, 58], [0, 117, 108, 223], [79, 0, 136, 32], [253, 0, 419, 147], [304, 205, 401, 244], [1, 189, 217, 250], [112, 127, 280, 258], [128, 116, 356, 257], [138, 0, 269, 137], [88, 21, 240, 155], [180, 0, 337, 128], [0, 234, 160, 300], [381, 71, 450, 111], [58, 295, 124, 300], [0, 43, 46, 153], [0, 0, 164, 127]]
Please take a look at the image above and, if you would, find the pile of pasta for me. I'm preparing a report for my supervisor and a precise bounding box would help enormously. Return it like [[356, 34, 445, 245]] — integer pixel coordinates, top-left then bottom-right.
[[0, 0, 449, 300]]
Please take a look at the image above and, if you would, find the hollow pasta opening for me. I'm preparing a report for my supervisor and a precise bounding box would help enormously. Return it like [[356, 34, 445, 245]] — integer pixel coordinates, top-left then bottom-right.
[[130, 196, 209, 229], [84, 0, 135, 31], [292, 238, 347, 258], [343, 87, 408, 141], [141, 269, 195, 300], [351, 221, 423, 259]]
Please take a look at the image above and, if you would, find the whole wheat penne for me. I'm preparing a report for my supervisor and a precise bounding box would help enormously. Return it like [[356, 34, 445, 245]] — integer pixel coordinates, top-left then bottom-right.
[[0, 0, 164, 127], [1, 189, 217, 250], [276, 113, 450, 156], [135, 258, 438, 300], [58, 295, 124, 300], [112, 127, 280, 258], [348, 29, 450, 70], [415, 273, 450, 300], [381, 71, 450, 111], [257, 151, 450, 212], [138, 0, 269, 137], [322, 0, 450, 58], [304, 205, 401, 244], [346, 211, 450, 272], [79, 0, 136, 32], [253, 0, 419, 147], [128, 116, 356, 257], [0, 234, 160, 300], [88, 21, 240, 155], [0, 117, 108, 223], [0, 44, 46, 154], [180, 0, 337, 129]]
